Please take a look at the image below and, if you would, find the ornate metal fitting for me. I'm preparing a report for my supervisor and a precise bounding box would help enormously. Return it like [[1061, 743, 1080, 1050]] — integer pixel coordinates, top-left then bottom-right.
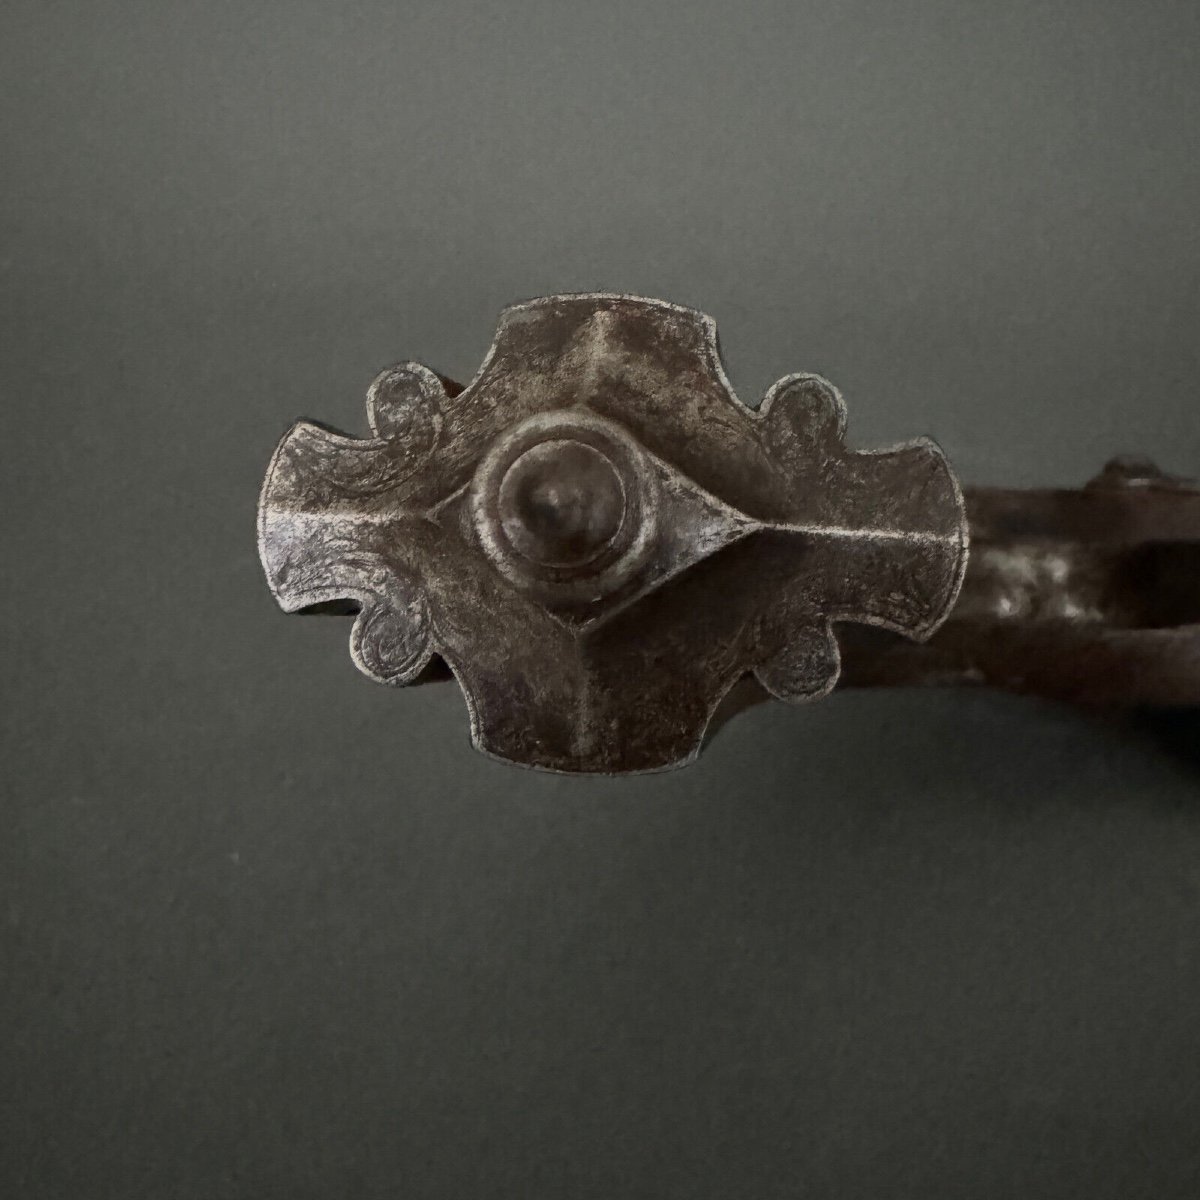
[[258, 294, 968, 772]]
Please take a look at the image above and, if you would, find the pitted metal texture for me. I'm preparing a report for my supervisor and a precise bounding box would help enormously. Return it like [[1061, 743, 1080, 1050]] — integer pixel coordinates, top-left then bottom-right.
[[258, 294, 968, 772]]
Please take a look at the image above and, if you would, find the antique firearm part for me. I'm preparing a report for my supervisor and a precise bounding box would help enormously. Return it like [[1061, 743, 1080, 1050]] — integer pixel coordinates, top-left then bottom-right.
[[257, 294, 1198, 773], [838, 457, 1200, 708]]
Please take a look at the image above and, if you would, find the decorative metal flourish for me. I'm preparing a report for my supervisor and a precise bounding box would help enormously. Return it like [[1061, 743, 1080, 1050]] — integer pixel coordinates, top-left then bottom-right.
[[258, 294, 968, 772]]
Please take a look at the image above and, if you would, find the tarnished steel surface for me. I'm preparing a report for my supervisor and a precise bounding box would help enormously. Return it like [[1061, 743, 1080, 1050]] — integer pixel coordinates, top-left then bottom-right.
[[838, 461, 1200, 705], [258, 294, 967, 772]]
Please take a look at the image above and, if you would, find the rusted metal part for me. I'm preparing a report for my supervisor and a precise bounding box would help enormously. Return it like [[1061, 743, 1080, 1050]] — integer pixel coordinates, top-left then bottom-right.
[[258, 293, 966, 772], [257, 294, 1198, 772], [837, 460, 1200, 706]]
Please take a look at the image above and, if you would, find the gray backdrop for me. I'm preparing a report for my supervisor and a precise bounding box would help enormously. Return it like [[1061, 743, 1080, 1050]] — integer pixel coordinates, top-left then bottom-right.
[[3, 0, 1199, 1196]]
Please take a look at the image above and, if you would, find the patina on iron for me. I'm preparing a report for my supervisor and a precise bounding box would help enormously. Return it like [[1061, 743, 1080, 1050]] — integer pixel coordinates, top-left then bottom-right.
[[257, 293, 968, 772]]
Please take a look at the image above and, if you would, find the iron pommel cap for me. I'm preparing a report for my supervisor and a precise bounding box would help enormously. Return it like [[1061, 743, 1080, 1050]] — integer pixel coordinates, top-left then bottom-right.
[[257, 294, 968, 772]]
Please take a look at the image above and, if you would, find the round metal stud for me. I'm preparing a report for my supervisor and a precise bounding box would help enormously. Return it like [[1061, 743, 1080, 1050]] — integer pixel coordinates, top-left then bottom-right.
[[469, 409, 659, 604]]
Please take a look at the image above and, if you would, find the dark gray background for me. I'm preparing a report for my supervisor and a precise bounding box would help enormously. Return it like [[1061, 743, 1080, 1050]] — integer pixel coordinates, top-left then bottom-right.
[[3, 0, 1199, 1196]]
